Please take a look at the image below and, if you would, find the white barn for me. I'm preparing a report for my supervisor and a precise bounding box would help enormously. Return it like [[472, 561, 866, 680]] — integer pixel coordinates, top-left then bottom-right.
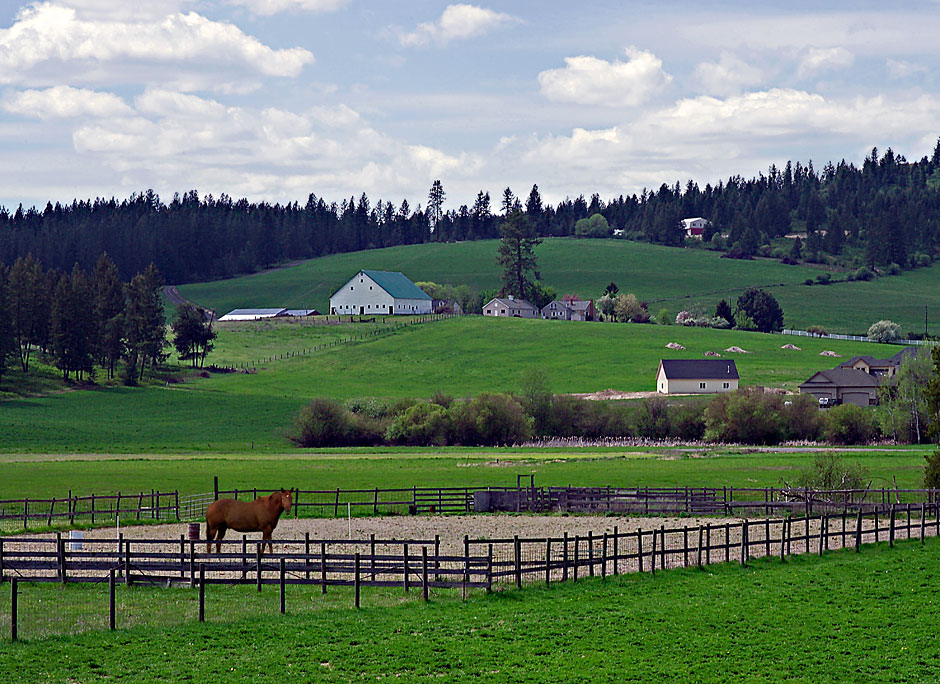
[[219, 308, 287, 321], [329, 270, 432, 315]]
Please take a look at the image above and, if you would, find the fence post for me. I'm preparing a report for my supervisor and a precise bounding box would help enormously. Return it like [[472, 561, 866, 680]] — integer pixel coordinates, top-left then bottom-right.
[[889, 506, 896, 548], [463, 536, 470, 588], [57, 533, 66, 585], [573, 536, 579, 582], [68, 489, 74, 525], [354, 553, 361, 609], [10, 578, 17, 641], [650, 529, 657, 575], [562, 532, 569, 581], [697, 526, 704, 567], [198, 564, 205, 622], [602, 533, 608, 579], [422, 547, 429, 602], [921, 503, 926, 544], [280, 558, 286, 614], [613, 526, 619, 576], [487, 544, 493, 593], [740, 522, 747, 567], [0, 538, 4, 581], [256, 544, 262, 592], [683, 527, 689, 567], [403, 543, 410, 593], [124, 539, 131, 586], [637, 530, 643, 573], [514, 536, 522, 589], [109, 568, 115, 630], [175, 491, 180, 521], [320, 542, 327, 595], [588, 531, 594, 578], [545, 539, 552, 586], [855, 510, 863, 552], [818, 515, 825, 556], [724, 523, 730, 563], [779, 519, 786, 561], [305, 533, 311, 580]]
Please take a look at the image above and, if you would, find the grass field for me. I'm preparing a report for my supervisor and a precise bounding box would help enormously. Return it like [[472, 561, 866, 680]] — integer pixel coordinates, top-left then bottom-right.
[[2, 539, 937, 682], [0, 317, 913, 454], [177, 237, 940, 335], [0, 447, 929, 502]]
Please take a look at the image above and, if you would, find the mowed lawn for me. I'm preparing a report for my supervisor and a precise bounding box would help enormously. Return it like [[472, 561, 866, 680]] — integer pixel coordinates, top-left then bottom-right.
[[2, 540, 938, 682], [0, 448, 930, 500], [0, 316, 915, 454], [177, 237, 940, 335]]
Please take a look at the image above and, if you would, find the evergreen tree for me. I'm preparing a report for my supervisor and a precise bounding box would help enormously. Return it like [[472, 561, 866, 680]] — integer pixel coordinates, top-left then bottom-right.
[[0, 265, 15, 385], [496, 208, 541, 300], [7, 254, 44, 372], [427, 180, 445, 231], [715, 299, 734, 327], [93, 253, 126, 379], [50, 265, 96, 381], [123, 263, 167, 383], [172, 303, 216, 368]]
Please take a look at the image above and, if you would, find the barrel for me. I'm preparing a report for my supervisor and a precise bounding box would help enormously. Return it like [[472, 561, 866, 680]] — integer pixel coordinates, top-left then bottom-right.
[[187, 523, 201, 540], [68, 530, 83, 551]]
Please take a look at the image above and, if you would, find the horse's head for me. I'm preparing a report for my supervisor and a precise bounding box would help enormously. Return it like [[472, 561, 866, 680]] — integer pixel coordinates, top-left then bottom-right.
[[279, 488, 293, 514]]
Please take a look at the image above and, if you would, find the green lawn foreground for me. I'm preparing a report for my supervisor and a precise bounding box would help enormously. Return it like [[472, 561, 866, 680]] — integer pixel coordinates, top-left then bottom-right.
[[2, 539, 937, 682]]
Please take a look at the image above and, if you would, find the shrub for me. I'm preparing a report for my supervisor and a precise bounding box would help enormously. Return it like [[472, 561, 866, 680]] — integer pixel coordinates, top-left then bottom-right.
[[429, 390, 454, 409], [704, 388, 786, 444], [867, 319, 900, 343], [671, 403, 706, 440], [924, 449, 940, 490], [823, 404, 878, 445], [854, 266, 874, 281], [345, 397, 398, 419], [519, 368, 553, 436], [635, 396, 671, 439], [886, 263, 902, 276], [385, 402, 451, 446], [289, 398, 383, 447], [656, 308, 672, 325], [806, 325, 828, 336], [782, 394, 824, 441], [796, 453, 869, 490], [675, 311, 694, 325], [815, 273, 831, 285], [450, 393, 532, 446], [734, 287, 784, 333], [913, 253, 932, 268]]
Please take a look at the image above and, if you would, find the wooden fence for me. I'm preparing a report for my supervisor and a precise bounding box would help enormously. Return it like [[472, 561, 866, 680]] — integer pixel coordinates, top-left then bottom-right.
[[3, 502, 938, 638], [6, 484, 940, 531]]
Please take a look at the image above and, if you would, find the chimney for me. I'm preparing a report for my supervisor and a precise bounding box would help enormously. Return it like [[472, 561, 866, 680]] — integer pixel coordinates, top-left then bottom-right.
[[508, 295, 515, 301]]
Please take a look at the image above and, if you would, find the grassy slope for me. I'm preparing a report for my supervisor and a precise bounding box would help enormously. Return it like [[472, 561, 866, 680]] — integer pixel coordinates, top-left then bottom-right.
[[3, 541, 938, 682], [177, 238, 940, 335], [0, 317, 909, 454]]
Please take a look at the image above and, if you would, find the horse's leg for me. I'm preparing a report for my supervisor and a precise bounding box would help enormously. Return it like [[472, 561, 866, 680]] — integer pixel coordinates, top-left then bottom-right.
[[206, 523, 216, 554], [215, 525, 227, 554], [262, 527, 273, 555]]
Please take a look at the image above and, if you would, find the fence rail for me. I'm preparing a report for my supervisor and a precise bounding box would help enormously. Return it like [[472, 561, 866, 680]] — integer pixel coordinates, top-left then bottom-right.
[[780, 329, 934, 346], [6, 484, 940, 531], [3, 502, 939, 638]]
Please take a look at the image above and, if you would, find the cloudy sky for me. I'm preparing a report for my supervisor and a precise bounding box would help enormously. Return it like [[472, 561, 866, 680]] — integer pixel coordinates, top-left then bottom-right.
[[1, 0, 939, 211]]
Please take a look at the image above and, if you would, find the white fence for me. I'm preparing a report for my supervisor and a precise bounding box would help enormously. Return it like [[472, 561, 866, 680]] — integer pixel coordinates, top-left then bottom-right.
[[780, 329, 934, 346]]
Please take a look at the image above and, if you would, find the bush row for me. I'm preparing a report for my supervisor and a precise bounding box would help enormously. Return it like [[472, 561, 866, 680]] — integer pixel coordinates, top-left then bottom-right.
[[288, 388, 881, 448]]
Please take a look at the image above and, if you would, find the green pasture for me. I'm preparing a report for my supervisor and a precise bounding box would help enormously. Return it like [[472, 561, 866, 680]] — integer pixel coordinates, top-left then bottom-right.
[[177, 237, 940, 335], [1, 317, 914, 453], [0, 447, 929, 503], [3, 540, 938, 682], [0, 316, 917, 454]]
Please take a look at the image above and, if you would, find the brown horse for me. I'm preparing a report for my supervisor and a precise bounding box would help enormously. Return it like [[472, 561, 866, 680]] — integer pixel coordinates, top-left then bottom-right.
[[205, 489, 293, 554]]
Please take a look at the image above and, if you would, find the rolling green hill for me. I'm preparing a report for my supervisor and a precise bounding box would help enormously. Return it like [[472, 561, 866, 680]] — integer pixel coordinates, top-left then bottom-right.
[[1, 317, 912, 453], [177, 238, 940, 335]]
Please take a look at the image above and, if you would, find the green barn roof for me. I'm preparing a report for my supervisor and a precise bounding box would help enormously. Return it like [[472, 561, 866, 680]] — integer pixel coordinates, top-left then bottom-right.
[[361, 270, 431, 300]]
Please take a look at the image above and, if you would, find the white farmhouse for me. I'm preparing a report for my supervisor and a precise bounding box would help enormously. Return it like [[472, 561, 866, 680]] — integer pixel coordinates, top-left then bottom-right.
[[680, 217, 709, 239], [656, 359, 738, 394], [329, 270, 432, 315]]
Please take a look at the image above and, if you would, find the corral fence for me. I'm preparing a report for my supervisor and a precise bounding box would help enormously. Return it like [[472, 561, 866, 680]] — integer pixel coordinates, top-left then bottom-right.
[[3, 502, 939, 638], [6, 483, 940, 531]]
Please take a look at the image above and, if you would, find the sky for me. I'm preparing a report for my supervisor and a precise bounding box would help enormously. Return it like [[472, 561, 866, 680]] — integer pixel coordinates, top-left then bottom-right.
[[1, 0, 939, 211]]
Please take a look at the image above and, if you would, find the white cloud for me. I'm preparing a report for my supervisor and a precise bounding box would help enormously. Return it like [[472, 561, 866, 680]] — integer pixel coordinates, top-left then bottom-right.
[[887, 58, 927, 79], [692, 53, 763, 97], [797, 47, 854, 78], [398, 4, 517, 47], [537, 47, 672, 107], [3, 86, 133, 119], [0, 3, 314, 90], [224, 0, 350, 15]]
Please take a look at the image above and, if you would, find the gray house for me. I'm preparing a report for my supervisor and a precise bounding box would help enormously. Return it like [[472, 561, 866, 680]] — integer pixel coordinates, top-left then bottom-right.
[[482, 296, 539, 318], [541, 299, 595, 321], [798, 369, 881, 407]]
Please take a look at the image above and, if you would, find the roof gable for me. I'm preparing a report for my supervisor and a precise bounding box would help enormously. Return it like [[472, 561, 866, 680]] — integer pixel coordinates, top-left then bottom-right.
[[659, 359, 738, 380], [360, 270, 431, 300], [800, 368, 881, 388]]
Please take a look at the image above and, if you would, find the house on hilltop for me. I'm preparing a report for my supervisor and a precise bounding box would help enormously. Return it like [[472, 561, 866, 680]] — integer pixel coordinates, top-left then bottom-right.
[[541, 299, 595, 321], [329, 270, 432, 315], [656, 359, 739, 394], [681, 217, 709, 239], [482, 296, 539, 318], [834, 348, 918, 378]]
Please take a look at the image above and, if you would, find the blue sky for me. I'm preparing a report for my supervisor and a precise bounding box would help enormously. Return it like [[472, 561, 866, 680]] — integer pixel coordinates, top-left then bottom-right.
[[1, 0, 939, 211]]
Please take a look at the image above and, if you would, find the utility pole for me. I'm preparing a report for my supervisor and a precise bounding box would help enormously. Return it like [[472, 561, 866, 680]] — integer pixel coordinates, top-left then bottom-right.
[[926, 305, 929, 339]]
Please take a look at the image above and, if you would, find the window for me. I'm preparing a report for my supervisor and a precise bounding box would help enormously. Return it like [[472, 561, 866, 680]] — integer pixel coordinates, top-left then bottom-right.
[[723, 382, 730, 389], [700, 382, 706, 389]]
